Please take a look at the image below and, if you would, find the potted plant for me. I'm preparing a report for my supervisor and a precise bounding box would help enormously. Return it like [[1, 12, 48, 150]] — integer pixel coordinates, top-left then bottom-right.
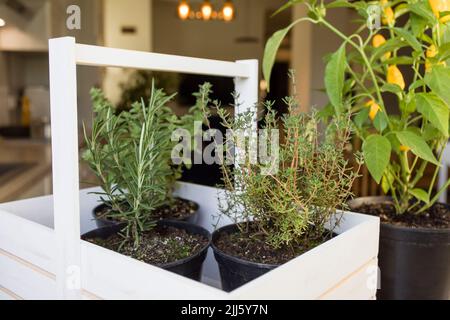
[[198, 81, 362, 291], [81, 83, 210, 281], [84, 84, 204, 227], [263, 0, 450, 299]]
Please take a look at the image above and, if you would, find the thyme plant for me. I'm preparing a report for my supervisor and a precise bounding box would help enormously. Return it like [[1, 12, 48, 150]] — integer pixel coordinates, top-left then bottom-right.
[[264, 0, 450, 215], [198, 82, 362, 249]]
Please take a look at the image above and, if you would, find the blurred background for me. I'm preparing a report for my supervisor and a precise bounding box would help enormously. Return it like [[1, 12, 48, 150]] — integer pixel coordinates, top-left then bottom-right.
[[0, 0, 417, 202]]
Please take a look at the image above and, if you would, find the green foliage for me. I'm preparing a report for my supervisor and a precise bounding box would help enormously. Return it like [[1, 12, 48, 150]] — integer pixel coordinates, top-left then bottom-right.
[[83, 82, 201, 247], [325, 43, 346, 114], [198, 82, 361, 249], [263, 0, 450, 214], [118, 70, 180, 111], [362, 134, 391, 183]]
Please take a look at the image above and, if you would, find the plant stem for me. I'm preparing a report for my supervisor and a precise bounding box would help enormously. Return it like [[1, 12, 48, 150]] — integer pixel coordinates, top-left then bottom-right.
[[318, 18, 392, 130]]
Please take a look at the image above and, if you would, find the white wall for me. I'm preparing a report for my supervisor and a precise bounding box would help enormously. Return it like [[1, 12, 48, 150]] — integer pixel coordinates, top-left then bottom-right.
[[103, 0, 153, 104], [291, 6, 355, 111], [153, 0, 285, 62]]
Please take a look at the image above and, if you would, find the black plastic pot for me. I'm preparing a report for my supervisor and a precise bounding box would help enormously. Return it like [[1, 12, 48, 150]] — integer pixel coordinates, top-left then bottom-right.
[[211, 224, 279, 292], [92, 198, 199, 228], [82, 220, 210, 281], [348, 196, 450, 300]]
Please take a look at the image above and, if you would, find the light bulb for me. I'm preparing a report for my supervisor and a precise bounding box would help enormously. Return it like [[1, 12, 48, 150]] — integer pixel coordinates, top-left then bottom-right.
[[201, 1, 213, 20], [178, 1, 190, 20], [0, 18, 5, 27], [222, 1, 234, 21]]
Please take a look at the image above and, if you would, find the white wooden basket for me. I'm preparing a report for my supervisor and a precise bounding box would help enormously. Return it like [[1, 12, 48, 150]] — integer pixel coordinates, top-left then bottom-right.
[[0, 37, 380, 300]]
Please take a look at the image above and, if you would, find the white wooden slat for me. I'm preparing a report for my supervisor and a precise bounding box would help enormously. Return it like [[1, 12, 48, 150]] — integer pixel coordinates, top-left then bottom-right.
[[0, 286, 21, 300], [234, 60, 259, 130], [81, 240, 227, 300], [49, 36, 81, 299], [319, 258, 378, 300], [0, 250, 57, 300], [0, 182, 379, 300], [0, 210, 55, 273], [75, 44, 250, 78], [230, 217, 379, 299]]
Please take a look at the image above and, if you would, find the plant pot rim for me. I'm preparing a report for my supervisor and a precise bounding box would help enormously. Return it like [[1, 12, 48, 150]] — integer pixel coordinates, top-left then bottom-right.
[[211, 223, 282, 269], [348, 196, 450, 234], [93, 196, 199, 222], [82, 219, 211, 269]]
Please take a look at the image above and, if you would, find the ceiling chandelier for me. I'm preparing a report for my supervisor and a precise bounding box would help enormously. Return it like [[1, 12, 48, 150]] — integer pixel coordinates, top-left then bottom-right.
[[178, 0, 235, 22]]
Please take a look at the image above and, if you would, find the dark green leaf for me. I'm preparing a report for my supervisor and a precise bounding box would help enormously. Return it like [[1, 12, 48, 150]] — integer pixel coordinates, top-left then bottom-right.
[[381, 83, 403, 94], [408, 1, 436, 24], [372, 37, 407, 61], [373, 111, 388, 132], [362, 134, 391, 183], [409, 188, 430, 203], [393, 27, 423, 53], [395, 131, 439, 164], [416, 93, 449, 136], [354, 107, 369, 128], [382, 56, 414, 65], [424, 65, 450, 106], [325, 43, 346, 114]]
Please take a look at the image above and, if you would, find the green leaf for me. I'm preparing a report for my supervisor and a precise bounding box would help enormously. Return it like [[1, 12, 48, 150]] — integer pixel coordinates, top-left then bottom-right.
[[422, 124, 442, 141], [394, 3, 409, 19], [263, 17, 306, 91], [424, 65, 450, 106], [395, 131, 439, 164], [354, 107, 369, 128], [373, 111, 388, 132], [393, 27, 423, 53], [362, 135, 391, 183], [317, 102, 335, 121], [441, 21, 450, 44], [436, 43, 450, 62], [400, 96, 417, 115], [381, 169, 395, 194], [325, 43, 346, 114], [382, 56, 414, 65], [386, 133, 401, 154], [381, 83, 403, 94], [409, 188, 430, 203], [408, 1, 436, 25], [272, 0, 304, 17], [409, 79, 425, 91], [372, 38, 407, 61], [326, 0, 357, 9], [410, 13, 427, 36], [416, 93, 449, 136]]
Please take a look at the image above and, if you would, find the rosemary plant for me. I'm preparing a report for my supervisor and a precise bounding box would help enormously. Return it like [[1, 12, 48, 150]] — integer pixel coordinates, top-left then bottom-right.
[[83, 82, 200, 247]]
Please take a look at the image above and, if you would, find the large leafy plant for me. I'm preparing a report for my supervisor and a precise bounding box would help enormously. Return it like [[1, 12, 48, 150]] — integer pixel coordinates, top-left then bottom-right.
[[264, 0, 450, 214]]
